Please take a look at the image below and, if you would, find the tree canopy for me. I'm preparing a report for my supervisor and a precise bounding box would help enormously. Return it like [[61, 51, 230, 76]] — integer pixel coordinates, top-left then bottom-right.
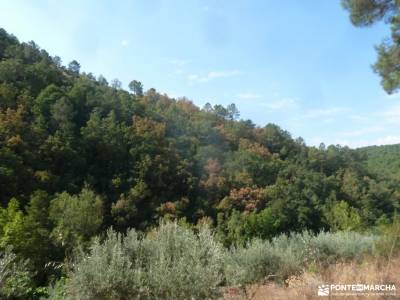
[[342, 0, 400, 93]]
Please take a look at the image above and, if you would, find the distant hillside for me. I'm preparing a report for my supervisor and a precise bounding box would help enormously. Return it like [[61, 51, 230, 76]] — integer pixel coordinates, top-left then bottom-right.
[[357, 144, 400, 180]]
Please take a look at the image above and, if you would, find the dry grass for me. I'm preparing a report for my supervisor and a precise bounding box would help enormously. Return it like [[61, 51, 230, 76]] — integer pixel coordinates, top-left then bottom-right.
[[222, 254, 400, 300]]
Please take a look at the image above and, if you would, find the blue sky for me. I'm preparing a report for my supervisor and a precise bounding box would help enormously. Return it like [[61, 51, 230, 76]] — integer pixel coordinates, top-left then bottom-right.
[[1, 0, 399, 148]]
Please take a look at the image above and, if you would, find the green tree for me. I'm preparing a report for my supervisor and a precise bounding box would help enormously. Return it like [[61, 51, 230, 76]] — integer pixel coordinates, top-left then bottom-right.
[[33, 84, 66, 130], [49, 187, 103, 249], [342, 0, 400, 93], [0, 193, 55, 282], [67, 60, 80, 74], [111, 78, 122, 89], [226, 103, 240, 120], [128, 79, 143, 96], [0, 198, 25, 253], [325, 200, 362, 231]]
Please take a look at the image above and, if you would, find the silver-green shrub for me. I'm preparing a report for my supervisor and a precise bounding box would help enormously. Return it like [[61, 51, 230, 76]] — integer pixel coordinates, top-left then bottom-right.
[[65, 223, 380, 298], [269, 231, 312, 278], [146, 222, 224, 299], [43, 278, 67, 300], [224, 230, 378, 285], [310, 231, 378, 262], [0, 249, 33, 299], [224, 239, 279, 285], [224, 231, 313, 286], [66, 229, 149, 300], [66, 222, 224, 300]]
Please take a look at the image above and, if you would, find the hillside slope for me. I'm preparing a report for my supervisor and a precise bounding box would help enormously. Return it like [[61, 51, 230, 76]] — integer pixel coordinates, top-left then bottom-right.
[[357, 144, 400, 180], [0, 28, 399, 291]]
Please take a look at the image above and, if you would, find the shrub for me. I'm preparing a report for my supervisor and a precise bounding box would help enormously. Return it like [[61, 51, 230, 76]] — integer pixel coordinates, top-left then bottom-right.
[[146, 222, 224, 299], [64, 223, 380, 298], [310, 231, 377, 263], [44, 278, 67, 300], [66, 222, 224, 300], [269, 231, 312, 278], [0, 249, 33, 299], [224, 230, 378, 285], [375, 215, 400, 257], [66, 229, 147, 300], [224, 239, 279, 285]]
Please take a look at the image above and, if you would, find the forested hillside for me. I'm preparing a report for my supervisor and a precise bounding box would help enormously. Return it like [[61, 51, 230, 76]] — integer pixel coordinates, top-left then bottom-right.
[[0, 28, 399, 298], [357, 144, 400, 181]]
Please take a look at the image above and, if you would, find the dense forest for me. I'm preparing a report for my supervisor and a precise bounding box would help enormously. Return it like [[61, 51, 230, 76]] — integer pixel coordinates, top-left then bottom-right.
[[357, 144, 400, 181], [0, 23, 399, 298]]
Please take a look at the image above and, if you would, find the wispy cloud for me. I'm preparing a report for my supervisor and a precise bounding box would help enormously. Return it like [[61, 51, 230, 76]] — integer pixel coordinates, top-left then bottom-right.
[[347, 103, 400, 124], [338, 126, 384, 138], [208, 70, 241, 79], [381, 104, 400, 123], [261, 97, 299, 111], [374, 135, 400, 145], [304, 107, 349, 119], [237, 92, 262, 100], [167, 59, 190, 77], [384, 92, 400, 101], [332, 135, 400, 148], [309, 137, 371, 149], [188, 74, 200, 81], [188, 70, 241, 82], [168, 59, 189, 67], [348, 114, 369, 122]]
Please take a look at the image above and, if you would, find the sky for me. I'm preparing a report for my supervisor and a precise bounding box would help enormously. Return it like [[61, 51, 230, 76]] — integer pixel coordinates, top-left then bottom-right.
[[0, 0, 399, 148]]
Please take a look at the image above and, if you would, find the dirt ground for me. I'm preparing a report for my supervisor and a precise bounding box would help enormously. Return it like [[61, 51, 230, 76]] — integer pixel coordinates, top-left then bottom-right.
[[222, 256, 400, 299]]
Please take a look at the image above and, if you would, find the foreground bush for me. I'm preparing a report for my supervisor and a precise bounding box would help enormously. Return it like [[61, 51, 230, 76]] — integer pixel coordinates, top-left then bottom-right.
[[66, 222, 224, 300], [224, 239, 279, 285], [224, 230, 378, 286], [146, 223, 224, 299], [310, 231, 378, 263], [375, 215, 400, 257], [0, 250, 33, 299], [61, 222, 380, 299]]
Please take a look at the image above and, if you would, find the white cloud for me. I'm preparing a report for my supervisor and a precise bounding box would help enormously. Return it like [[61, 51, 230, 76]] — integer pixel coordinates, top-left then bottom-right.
[[322, 118, 335, 124], [304, 103, 400, 148], [384, 92, 400, 100], [188, 74, 199, 81], [261, 97, 299, 111], [338, 139, 370, 148], [304, 107, 349, 119], [168, 59, 189, 67], [188, 70, 241, 83], [237, 92, 262, 100], [341, 135, 400, 148], [309, 137, 370, 149], [374, 135, 400, 145], [310, 134, 400, 149], [121, 40, 129, 47], [383, 105, 400, 117], [348, 114, 369, 122], [381, 104, 400, 123], [339, 126, 384, 137], [207, 70, 241, 79]]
